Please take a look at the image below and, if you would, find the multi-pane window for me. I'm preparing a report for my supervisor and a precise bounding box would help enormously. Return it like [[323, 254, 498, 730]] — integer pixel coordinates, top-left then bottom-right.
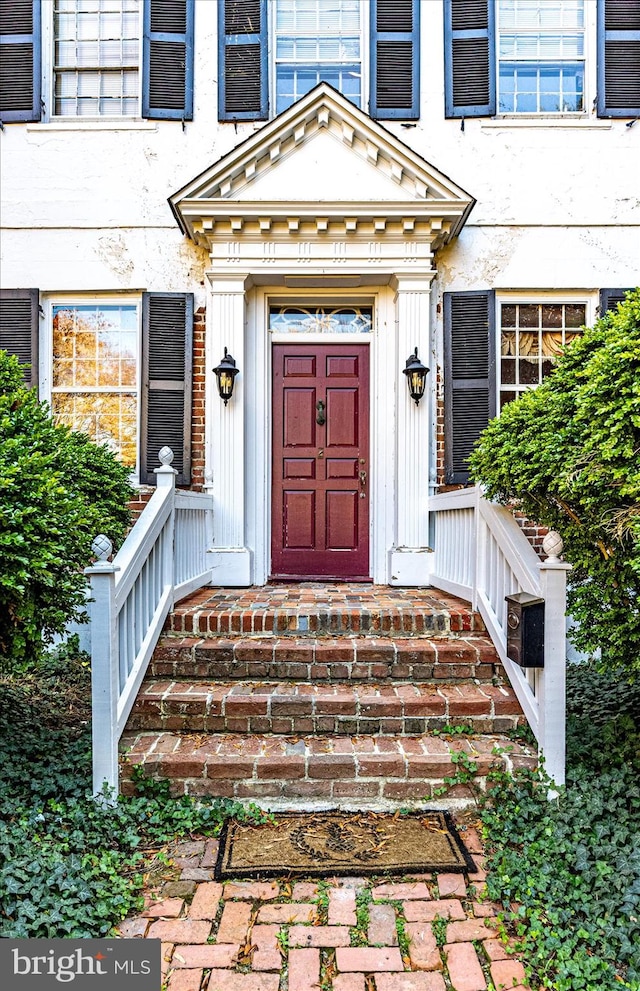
[[274, 0, 362, 114], [497, 0, 585, 113], [53, 0, 141, 117], [499, 301, 585, 407], [52, 304, 138, 465]]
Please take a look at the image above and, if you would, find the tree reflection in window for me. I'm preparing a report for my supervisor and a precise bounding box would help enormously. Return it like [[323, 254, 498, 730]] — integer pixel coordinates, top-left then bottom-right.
[[52, 304, 138, 465]]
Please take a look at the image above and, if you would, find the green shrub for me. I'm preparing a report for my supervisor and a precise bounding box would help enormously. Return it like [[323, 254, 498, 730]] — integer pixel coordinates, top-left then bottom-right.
[[0, 351, 133, 670], [469, 289, 640, 676]]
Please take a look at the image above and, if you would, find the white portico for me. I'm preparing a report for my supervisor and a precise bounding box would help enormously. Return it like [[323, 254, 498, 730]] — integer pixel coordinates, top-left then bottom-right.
[[170, 84, 475, 586]]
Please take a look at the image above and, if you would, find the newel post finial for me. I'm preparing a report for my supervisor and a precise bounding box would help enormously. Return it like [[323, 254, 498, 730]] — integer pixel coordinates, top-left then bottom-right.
[[542, 530, 564, 562], [155, 447, 178, 488]]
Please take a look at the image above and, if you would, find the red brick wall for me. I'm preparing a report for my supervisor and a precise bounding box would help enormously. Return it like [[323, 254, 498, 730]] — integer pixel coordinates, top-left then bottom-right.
[[191, 306, 206, 492]]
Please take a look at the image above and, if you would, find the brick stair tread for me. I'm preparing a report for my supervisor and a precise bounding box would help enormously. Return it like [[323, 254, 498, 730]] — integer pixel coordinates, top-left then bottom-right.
[[168, 585, 484, 637], [120, 731, 537, 805], [150, 634, 501, 683], [127, 679, 524, 736]]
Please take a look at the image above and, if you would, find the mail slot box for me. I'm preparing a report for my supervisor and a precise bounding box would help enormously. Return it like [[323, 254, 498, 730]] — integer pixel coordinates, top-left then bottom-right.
[[505, 592, 545, 668]]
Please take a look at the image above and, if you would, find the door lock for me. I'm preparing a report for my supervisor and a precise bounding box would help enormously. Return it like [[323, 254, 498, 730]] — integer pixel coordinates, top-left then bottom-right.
[[359, 469, 367, 497], [317, 448, 324, 458]]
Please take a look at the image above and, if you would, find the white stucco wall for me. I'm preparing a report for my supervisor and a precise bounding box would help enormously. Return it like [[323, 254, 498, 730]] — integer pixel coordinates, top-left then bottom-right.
[[1, 0, 638, 295]]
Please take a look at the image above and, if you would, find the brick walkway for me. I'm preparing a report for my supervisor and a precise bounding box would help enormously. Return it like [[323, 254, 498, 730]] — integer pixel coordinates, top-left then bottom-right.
[[117, 821, 529, 991]]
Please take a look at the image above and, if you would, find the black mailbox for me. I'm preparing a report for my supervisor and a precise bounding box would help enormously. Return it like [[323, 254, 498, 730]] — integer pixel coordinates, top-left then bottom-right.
[[505, 592, 545, 668]]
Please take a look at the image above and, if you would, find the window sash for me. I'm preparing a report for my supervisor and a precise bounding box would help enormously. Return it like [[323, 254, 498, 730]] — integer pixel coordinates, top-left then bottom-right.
[[272, 0, 365, 113], [51, 302, 140, 467], [497, 0, 586, 113], [498, 301, 586, 408], [52, 0, 142, 118]]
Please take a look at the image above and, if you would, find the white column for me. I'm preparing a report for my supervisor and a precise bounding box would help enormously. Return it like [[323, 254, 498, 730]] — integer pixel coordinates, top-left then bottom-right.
[[206, 273, 252, 585], [390, 273, 435, 585]]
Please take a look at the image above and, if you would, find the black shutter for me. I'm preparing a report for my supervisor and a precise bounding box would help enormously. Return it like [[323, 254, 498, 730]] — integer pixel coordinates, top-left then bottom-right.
[[444, 291, 496, 485], [597, 0, 640, 117], [444, 0, 495, 118], [599, 288, 632, 314], [141, 293, 193, 485], [370, 0, 420, 119], [0, 288, 39, 388], [218, 0, 267, 121], [0, 0, 41, 123], [142, 0, 194, 120]]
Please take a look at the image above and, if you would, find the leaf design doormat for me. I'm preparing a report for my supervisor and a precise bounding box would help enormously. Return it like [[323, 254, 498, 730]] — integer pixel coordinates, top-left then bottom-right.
[[215, 811, 475, 879]]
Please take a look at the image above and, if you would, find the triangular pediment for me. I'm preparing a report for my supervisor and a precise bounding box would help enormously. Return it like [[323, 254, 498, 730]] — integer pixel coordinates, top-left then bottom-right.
[[170, 83, 475, 247]]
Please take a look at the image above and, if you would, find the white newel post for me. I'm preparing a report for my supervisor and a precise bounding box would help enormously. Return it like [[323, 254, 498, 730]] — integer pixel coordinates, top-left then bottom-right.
[[206, 273, 252, 585], [538, 531, 571, 788], [390, 273, 435, 585], [85, 535, 120, 798]]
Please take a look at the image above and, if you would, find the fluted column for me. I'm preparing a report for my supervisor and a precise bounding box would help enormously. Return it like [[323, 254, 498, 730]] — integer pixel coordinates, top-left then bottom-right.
[[390, 273, 435, 585], [206, 273, 252, 585]]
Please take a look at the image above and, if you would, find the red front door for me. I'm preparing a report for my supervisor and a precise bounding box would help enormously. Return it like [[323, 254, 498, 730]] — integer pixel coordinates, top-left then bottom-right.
[[271, 343, 370, 580]]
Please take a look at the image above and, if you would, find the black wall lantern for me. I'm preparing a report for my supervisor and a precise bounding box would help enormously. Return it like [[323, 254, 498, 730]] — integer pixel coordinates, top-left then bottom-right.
[[403, 347, 429, 405], [213, 348, 239, 405]]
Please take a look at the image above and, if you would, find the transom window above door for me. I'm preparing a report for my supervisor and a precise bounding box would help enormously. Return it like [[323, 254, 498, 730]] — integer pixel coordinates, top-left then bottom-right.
[[269, 305, 373, 334], [497, 0, 585, 113]]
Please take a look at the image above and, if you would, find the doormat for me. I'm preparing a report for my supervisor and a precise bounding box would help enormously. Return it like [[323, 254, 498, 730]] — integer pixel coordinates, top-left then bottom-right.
[[214, 810, 475, 880]]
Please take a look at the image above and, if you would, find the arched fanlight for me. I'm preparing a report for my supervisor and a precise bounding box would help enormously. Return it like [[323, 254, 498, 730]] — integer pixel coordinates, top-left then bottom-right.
[[403, 347, 429, 405], [213, 348, 239, 405]]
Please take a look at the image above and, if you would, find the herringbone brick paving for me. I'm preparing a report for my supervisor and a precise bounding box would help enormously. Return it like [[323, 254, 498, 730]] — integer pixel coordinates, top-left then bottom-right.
[[118, 824, 530, 990]]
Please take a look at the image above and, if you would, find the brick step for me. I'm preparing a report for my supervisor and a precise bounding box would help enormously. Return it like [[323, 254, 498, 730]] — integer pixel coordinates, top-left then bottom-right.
[[127, 680, 524, 737], [151, 635, 501, 683], [120, 731, 536, 810], [167, 586, 484, 638]]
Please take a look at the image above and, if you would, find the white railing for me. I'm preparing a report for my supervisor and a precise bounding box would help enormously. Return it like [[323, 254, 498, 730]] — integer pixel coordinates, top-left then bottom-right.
[[85, 447, 214, 796], [429, 485, 570, 786]]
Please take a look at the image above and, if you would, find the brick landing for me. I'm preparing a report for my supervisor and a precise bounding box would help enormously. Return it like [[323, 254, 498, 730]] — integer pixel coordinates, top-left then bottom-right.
[[167, 585, 485, 637], [118, 824, 530, 991]]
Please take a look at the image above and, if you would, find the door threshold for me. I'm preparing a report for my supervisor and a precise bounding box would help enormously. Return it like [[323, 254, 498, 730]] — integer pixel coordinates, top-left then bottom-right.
[[269, 575, 373, 584]]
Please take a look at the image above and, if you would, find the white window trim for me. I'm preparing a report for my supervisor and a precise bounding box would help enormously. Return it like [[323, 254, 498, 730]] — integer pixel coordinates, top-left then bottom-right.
[[40, 0, 145, 124], [40, 293, 143, 483], [493, 0, 596, 121], [493, 290, 597, 406], [268, 0, 370, 118]]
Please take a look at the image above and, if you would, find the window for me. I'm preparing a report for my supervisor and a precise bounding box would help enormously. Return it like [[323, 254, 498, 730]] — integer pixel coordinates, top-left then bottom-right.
[[443, 291, 592, 484], [269, 304, 372, 334], [499, 301, 586, 407], [218, 0, 420, 121], [444, 0, 640, 119], [52, 303, 139, 464], [497, 0, 585, 113], [0, 0, 194, 124], [53, 0, 141, 117], [274, 0, 362, 114]]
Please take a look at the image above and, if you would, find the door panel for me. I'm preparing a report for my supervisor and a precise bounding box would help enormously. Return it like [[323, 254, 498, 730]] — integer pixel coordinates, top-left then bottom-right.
[[271, 342, 370, 580]]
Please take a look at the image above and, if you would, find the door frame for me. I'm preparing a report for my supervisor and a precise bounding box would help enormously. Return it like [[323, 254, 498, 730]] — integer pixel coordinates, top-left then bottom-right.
[[245, 286, 397, 585]]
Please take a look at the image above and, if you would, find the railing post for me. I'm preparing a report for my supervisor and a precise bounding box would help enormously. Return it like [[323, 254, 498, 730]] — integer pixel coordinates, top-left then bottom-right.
[[538, 531, 572, 789], [155, 446, 178, 599], [85, 535, 120, 798]]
